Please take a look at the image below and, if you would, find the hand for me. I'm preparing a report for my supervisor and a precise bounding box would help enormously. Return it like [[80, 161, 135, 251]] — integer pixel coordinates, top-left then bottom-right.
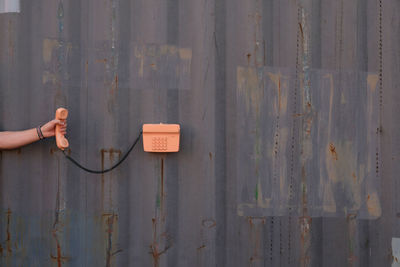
[[40, 119, 67, 138]]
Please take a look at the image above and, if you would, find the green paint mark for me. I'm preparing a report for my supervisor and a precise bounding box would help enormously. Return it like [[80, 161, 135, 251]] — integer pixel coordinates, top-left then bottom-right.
[[302, 183, 307, 194], [255, 183, 259, 201], [156, 194, 160, 208]]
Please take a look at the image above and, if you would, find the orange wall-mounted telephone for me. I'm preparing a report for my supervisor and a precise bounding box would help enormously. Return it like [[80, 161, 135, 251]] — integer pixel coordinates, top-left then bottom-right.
[[142, 124, 180, 152], [55, 108, 69, 150]]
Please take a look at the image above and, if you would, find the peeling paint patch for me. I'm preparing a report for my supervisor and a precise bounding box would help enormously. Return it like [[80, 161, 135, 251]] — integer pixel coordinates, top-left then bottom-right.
[[131, 44, 191, 90], [42, 71, 58, 85], [366, 192, 381, 218], [237, 66, 264, 115], [367, 74, 379, 93], [237, 66, 293, 217], [42, 38, 76, 87], [392, 238, 400, 267], [43, 39, 60, 64]]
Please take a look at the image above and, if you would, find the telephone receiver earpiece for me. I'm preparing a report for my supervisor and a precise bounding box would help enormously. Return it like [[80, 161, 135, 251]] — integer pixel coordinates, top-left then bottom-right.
[[55, 108, 69, 150]]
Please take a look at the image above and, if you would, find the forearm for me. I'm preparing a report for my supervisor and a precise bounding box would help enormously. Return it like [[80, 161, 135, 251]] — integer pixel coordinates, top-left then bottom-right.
[[0, 129, 40, 150]]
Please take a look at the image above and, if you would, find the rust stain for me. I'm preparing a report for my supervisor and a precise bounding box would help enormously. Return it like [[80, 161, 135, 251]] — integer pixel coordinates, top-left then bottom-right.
[[299, 22, 304, 41], [366, 192, 381, 217], [301, 166, 308, 215], [178, 48, 192, 60], [197, 245, 206, 250], [237, 66, 264, 115], [50, 229, 69, 267], [209, 152, 212, 160], [6, 209, 12, 254], [299, 215, 312, 267], [42, 39, 59, 63], [105, 213, 119, 267], [300, 164, 311, 267], [246, 53, 251, 65], [367, 74, 379, 92], [352, 172, 357, 182], [99, 148, 122, 210], [247, 216, 265, 264], [101, 149, 105, 211], [160, 158, 165, 221], [268, 72, 288, 115], [329, 143, 338, 160], [246, 216, 266, 225], [96, 58, 108, 64], [305, 118, 312, 136], [111, 75, 118, 94], [150, 218, 172, 267]]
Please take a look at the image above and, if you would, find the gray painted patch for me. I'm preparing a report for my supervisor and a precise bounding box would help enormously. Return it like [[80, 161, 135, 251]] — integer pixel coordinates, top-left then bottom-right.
[[0, 0, 19, 13], [237, 67, 381, 219]]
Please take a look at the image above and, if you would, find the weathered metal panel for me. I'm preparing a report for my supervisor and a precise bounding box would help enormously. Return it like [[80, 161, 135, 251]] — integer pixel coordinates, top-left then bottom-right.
[[0, 0, 399, 266]]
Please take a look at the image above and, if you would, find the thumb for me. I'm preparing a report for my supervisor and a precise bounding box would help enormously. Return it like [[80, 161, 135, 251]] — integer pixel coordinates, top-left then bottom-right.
[[53, 119, 62, 125]]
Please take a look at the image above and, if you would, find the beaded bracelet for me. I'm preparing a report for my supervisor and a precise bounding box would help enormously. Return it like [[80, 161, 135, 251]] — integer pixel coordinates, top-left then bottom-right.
[[36, 126, 45, 140]]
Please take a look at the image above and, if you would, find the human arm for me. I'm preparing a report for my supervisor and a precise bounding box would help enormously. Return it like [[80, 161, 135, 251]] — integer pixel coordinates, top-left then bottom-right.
[[0, 120, 67, 150]]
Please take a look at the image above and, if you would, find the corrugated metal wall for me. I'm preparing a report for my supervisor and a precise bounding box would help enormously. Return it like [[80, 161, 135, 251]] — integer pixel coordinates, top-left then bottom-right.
[[0, 0, 399, 266]]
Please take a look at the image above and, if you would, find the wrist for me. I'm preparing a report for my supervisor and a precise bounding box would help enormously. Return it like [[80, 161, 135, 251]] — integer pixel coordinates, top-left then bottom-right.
[[36, 126, 45, 140]]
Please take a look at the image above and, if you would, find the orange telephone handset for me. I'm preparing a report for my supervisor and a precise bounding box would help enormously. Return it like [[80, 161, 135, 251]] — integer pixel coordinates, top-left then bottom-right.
[[55, 108, 69, 150]]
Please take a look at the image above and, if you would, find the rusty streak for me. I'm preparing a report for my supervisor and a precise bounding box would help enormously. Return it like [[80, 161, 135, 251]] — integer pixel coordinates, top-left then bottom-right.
[[96, 58, 108, 63], [6, 209, 12, 254], [329, 143, 338, 160], [51, 229, 69, 267], [160, 158, 165, 219], [105, 214, 118, 267], [299, 22, 304, 41], [150, 218, 173, 267]]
